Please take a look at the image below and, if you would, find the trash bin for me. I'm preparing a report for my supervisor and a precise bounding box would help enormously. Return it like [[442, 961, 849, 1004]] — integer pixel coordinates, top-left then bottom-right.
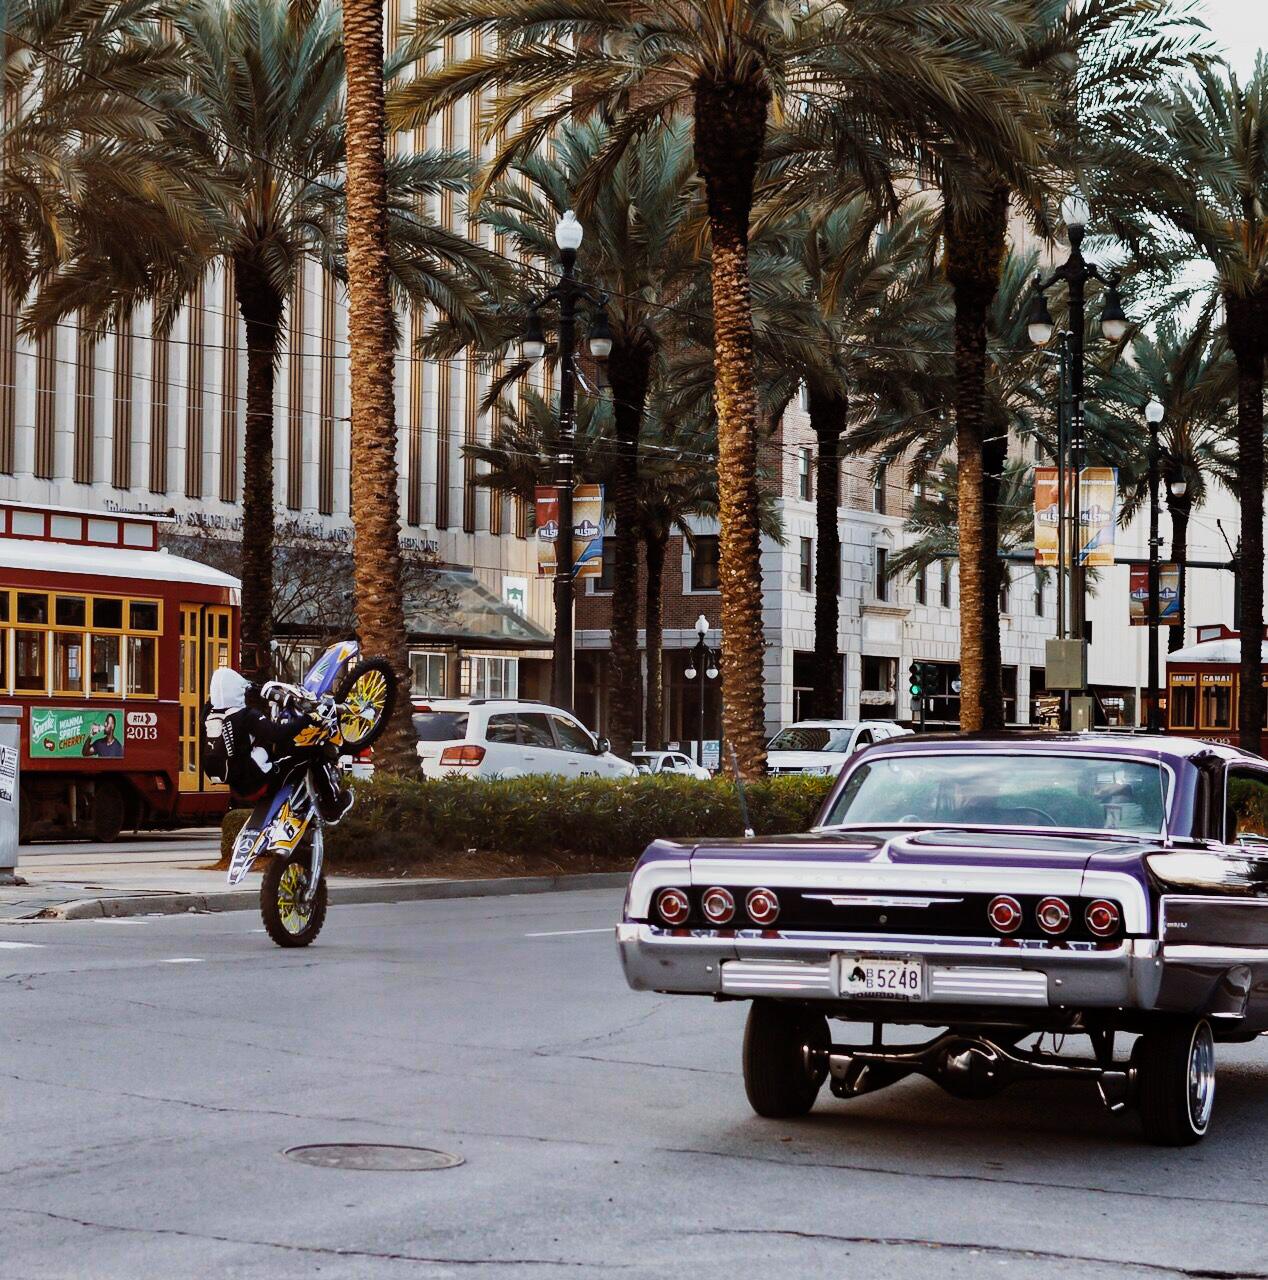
[[0, 706, 19, 882]]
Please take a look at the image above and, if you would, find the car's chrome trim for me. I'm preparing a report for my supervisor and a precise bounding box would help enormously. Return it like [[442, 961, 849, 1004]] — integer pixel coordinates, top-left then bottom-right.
[[928, 966, 1050, 1005], [721, 959, 834, 995], [803, 894, 965, 908], [1163, 945, 1268, 963]]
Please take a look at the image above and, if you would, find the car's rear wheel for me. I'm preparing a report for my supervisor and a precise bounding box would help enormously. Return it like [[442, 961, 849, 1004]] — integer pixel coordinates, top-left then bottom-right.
[[742, 1000, 829, 1118], [1134, 1018, 1215, 1146]]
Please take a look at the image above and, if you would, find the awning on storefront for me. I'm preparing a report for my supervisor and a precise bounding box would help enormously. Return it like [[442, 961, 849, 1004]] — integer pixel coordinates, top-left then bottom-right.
[[404, 569, 552, 651]]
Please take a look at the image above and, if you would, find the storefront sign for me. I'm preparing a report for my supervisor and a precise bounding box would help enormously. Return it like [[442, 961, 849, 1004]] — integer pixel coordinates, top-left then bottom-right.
[[1077, 467, 1118, 567], [535, 485, 604, 579], [1034, 466, 1060, 567], [29, 708, 126, 759], [502, 576, 528, 614], [1129, 563, 1181, 625]]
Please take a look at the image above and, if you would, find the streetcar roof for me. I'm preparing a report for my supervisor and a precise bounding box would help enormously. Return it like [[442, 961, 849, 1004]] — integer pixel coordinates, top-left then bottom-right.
[[1168, 638, 1268, 664], [4, 536, 240, 589]]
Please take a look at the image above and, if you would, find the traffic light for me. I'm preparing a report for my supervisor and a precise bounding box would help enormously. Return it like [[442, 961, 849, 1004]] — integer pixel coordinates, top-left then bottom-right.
[[909, 661, 924, 699]]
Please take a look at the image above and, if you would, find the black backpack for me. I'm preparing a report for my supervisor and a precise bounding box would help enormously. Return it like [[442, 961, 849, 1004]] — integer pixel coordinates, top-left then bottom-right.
[[202, 705, 269, 797]]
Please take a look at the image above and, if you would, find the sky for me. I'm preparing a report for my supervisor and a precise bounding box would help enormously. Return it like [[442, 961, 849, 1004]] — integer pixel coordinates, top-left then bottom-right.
[[1194, 0, 1263, 76]]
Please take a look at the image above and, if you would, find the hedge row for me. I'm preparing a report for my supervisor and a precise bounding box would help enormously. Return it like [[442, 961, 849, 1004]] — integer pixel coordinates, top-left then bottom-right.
[[221, 772, 836, 866]]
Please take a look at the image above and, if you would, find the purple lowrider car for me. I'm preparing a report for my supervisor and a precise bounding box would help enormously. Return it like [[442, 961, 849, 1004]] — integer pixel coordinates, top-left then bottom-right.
[[617, 733, 1268, 1145]]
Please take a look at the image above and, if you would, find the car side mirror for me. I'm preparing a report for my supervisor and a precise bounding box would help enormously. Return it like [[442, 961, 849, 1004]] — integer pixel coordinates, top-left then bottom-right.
[[596, 737, 611, 755]]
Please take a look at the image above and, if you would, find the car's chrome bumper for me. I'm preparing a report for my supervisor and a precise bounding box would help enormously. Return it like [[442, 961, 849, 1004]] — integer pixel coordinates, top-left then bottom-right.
[[615, 923, 1169, 1010]]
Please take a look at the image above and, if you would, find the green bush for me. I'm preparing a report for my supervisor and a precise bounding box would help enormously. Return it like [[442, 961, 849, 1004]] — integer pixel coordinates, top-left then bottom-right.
[[220, 772, 835, 866]]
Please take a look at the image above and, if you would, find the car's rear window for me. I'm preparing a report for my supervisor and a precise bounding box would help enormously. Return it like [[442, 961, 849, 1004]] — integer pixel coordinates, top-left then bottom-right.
[[823, 753, 1167, 834], [412, 711, 468, 742]]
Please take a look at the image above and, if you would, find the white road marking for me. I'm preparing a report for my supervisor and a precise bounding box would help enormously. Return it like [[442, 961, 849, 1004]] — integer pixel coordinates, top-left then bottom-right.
[[525, 927, 612, 938], [160, 958, 205, 964], [0, 941, 43, 950]]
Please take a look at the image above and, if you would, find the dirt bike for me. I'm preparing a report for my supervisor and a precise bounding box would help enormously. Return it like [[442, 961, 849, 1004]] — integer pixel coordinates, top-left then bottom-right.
[[226, 640, 396, 947]]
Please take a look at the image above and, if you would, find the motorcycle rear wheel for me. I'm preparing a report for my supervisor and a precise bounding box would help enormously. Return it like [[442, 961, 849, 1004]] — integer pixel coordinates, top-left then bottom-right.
[[334, 657, 397, 751], [260, 852, 328, 948]]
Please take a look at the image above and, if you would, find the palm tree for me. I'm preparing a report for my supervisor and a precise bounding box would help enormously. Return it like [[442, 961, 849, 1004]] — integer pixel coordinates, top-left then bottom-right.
[[30, 0, 510, 687], [427, 118, 702, 757], [392, 0, 1048, 776], [1102, 318, 1236, 651], [0, 0, 201, 299], [1105, 58, 1268, 749]]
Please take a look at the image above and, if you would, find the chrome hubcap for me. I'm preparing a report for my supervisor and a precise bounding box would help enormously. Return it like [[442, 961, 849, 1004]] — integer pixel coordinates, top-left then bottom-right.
[[1188, 1022, 1216, 1131], [277, 862, 312, 935]]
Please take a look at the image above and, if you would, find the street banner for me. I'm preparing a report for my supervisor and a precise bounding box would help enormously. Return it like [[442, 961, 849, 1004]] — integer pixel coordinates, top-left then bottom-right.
[[535, 484, 604, 579], [1034, 466, 1060, 566], [1078, 467, 1118, 567], [1129, 563, 1181, 625], [29, 707, 126, 758]]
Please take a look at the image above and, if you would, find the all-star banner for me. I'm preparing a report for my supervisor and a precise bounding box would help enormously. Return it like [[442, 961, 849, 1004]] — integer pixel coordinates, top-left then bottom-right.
[[1129, 563, 1181, 625], [1077, 467, 1118, 567], [535, 484, 604, 578], [1034, 466, 1060, 567]]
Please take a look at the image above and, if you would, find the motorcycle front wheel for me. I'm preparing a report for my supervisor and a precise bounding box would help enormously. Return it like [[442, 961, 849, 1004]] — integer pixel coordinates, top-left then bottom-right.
[[334, 657, 397, 752], [260, 852, 328, 948]]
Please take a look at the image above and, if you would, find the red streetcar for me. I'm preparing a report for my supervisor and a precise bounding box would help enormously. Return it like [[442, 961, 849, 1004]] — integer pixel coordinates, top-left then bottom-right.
[[1165, 623, 1268, 750], [1, 501, 239, 840]]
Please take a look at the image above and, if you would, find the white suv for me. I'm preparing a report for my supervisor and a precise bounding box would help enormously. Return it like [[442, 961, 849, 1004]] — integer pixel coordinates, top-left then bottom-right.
[[765, 719, 912, 776], [414, 700, 638, 780]]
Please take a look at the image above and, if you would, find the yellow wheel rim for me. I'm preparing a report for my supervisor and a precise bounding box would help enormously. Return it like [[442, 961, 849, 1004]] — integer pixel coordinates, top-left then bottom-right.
[[276, 862, 312, 934], [340, 668, 388, 746]]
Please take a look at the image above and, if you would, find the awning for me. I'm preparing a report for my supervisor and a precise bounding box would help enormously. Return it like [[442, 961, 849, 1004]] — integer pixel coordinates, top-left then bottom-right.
[[405, 570, 552, 650]]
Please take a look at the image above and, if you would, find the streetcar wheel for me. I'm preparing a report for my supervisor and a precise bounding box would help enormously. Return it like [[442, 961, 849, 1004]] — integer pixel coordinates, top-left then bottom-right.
[[260, 853, 328, 948], [91, 782, 125, 843], [333, 658, 397, 751]]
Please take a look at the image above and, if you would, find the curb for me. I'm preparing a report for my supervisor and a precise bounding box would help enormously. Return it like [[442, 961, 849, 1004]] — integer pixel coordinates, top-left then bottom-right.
[[33, 871, 631, 921]]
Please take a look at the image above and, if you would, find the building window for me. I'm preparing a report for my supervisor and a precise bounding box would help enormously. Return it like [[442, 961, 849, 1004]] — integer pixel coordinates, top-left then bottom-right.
[[590, 552, 615, 594], [799, 537, 813, 593], [460, 654, 519, 700], [998, 566, 1011, 615], [940, 560, 952, 608], [915, 567, 927, 606], [874, 546, 889, 602], [690, 535, 720, 591], [798, 448, 812, 501], [873, 463, 887, 514], [410, 651, 447, 698], [799, 383, 810, 413]]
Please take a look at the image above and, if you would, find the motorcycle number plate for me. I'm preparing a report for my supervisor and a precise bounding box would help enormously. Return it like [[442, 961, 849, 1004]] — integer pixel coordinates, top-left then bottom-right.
[[836, 954, 924, 1001]]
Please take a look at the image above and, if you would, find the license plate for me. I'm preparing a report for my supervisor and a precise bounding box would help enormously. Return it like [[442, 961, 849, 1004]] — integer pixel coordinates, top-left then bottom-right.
[[837, 955, 924, 1001]]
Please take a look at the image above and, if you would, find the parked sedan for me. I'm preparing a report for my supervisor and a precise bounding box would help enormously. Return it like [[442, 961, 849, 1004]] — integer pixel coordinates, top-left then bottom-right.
[[765, 719, 911, 776], [617, 733, 1268, 1145], [632, 750, 712, 780], [414, 699, 637, 780]]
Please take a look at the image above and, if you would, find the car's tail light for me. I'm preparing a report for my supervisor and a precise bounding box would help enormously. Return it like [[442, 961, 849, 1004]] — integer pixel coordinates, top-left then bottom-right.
[[987, 895, 1023, 934], [745, 887, 780, 926], [655, 888, 691, 926], [1085, 899, 1121, 937], [1036, 896, 1071, 935], [701, 886, 736, 925], [439, 744, 486, 766]]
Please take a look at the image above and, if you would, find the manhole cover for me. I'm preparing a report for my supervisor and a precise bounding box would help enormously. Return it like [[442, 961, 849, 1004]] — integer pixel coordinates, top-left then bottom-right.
[[283, 1144, 464, 1172]]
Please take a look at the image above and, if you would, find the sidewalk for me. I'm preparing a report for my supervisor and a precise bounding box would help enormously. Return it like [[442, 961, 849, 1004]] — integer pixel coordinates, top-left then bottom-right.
[[1, 834, 627, 921]]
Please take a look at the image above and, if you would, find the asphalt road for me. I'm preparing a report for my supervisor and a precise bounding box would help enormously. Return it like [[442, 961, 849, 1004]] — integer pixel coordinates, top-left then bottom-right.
[[3, 890, 1268, 1279]]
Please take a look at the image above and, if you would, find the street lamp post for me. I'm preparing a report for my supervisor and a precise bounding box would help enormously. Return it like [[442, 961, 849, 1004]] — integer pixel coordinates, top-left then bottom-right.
[[520, 211, 613, 713], [1146, 398, 1165, 731], [684, 614, 718, 768], [1028, 188, 1130, 703]]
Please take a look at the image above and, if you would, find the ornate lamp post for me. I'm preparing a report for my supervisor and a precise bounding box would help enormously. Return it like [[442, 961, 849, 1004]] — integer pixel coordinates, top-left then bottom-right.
[[1145, 397, 1165, 730], [520, 211, 612, 712], [684, 614, 719, 768]]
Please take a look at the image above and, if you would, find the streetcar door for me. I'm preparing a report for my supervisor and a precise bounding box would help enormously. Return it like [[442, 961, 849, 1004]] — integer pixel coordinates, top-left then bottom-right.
[[178, 607, 201, 792]]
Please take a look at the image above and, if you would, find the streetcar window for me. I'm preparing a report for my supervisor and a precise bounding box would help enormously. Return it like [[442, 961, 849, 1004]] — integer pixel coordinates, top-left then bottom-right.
[[53, 634, 84, 693], [14, 631, 47, 692], [0, 592, 8, 622], [1200, 674, 1235, 732], [128, 601, 159, 632], [55, 596, 86, 627], [91, 635, 121, 695], [1168, 675, 1197, 730], [92, 598, 123, 630], [126, 635, 157, 696], [17, 593, 48, 625]]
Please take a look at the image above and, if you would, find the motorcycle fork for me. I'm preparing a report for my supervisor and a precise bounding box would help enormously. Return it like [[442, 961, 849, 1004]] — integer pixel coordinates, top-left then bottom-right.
[[304, 820, 324, 905]]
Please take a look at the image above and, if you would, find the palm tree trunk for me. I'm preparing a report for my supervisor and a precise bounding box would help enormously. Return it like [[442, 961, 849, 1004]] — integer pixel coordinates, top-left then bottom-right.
[[808, 385, 846, 718], [642, 527, 667, 750], [981, 423, 1008, 716], [342, 0, 413, 774], [234, 258, 283, 682], [694, 79, 770, 779], [1227, 291, 1266, 752], [945, 186, 1009, 733], [606, 343, 652, 757], [1165, 489, 1191, 654]]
